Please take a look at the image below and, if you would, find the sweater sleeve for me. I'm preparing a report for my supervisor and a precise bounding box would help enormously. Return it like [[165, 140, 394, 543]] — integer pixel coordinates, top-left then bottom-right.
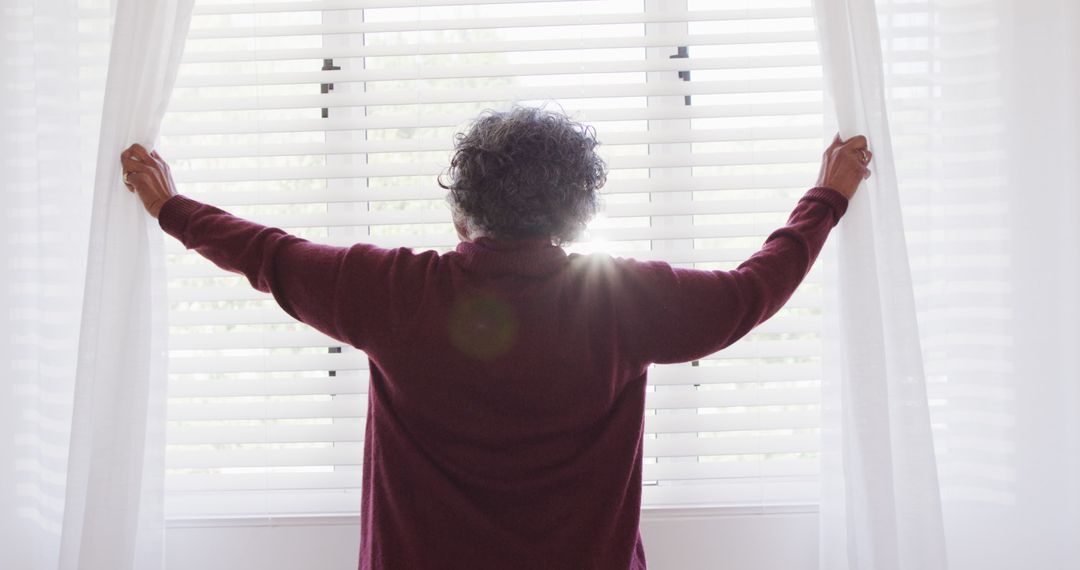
[[157, 194, 392, 350], [614, 186, 849, 366]]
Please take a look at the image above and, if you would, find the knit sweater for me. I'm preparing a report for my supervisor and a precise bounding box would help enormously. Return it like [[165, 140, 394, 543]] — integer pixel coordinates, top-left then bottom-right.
[[158, 186, 849, 570]]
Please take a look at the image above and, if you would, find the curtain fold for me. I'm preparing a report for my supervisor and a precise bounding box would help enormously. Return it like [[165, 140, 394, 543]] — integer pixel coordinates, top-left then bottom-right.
[[59, 2, 194, 567], [1, 1, 193, 569], [812, 0, 949, 568], [815, 0, 1080, 568], [878, 0, 1080, 568]]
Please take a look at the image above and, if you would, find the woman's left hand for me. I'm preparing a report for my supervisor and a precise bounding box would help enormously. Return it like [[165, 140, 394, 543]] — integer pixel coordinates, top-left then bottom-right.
[[121, 143, 177, 219]]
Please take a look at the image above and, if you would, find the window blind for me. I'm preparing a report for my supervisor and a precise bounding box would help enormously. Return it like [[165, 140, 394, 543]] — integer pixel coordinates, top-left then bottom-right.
[[159, 0, 832, 519]]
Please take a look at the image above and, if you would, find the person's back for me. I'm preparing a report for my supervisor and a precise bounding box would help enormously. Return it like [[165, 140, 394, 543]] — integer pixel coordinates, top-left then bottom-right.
[[351, 238, 652, 568], [344, 190, 847, 569], [130, 106, 871, 569]]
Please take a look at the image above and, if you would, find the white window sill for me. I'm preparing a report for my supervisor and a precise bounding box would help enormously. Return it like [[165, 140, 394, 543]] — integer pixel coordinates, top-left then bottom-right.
[[165, 503, 819, 528]]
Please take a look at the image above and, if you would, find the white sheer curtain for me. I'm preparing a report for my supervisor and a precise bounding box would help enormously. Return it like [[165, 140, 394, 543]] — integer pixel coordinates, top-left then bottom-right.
[[1, 1, 193, 569], [815, 0, 1080, 568], [813, 0, 948, 568], [1, 3, 92, 567]]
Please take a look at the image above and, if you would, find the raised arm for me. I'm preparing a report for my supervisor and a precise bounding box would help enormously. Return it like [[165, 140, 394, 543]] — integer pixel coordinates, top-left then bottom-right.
[[615, 186, 848, 365], [156, 194, 355, 344], [615, 134, 871, 365], [120, 143, 402, 350]]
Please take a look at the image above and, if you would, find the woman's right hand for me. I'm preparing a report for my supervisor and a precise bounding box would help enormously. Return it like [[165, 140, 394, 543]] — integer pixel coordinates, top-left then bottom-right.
[[121, 143, 178, 219], [816, 133, 872, 200]]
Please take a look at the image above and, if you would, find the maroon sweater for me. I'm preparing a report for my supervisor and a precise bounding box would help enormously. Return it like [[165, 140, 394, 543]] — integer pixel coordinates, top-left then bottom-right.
[[158, 186, 848, 570]]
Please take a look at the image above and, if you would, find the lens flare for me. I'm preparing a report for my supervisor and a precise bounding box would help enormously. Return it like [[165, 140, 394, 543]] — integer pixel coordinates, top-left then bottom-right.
[[447, 294, 519, 361]]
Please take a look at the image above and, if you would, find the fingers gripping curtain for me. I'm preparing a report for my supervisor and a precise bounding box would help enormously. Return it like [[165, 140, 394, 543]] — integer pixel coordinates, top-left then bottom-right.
[[811, 0, 948, 568], [58, 1, 193, 569]]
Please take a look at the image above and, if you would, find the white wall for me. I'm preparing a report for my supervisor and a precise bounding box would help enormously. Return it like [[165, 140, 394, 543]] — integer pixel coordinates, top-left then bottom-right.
[[165, 509, 818, 570]]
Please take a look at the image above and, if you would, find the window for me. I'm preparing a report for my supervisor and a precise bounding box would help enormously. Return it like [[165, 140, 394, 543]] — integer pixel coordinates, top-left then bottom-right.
[[161, 0, 826, 518]]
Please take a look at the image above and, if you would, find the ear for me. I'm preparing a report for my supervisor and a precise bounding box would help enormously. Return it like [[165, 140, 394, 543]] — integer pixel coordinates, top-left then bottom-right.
[[452, 211, 470, 242]]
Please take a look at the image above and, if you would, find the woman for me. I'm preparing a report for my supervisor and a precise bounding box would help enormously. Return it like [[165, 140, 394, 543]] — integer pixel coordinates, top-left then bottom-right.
[[121, 106, 870, 570]]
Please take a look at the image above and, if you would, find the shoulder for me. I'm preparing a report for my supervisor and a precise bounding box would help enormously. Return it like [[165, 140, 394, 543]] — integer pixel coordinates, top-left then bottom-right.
[[567, 250, 674, 274], [567, 252, 726, 300], [342, 243, 444, 277], [563, 251, 682, 293]]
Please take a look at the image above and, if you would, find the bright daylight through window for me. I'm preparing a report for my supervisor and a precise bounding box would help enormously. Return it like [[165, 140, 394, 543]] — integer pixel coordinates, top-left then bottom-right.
[[159, 0, 828, 518]]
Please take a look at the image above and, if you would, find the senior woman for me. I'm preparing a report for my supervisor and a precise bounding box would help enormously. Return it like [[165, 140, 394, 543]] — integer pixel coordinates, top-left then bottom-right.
[[120, 106, 870, 570]]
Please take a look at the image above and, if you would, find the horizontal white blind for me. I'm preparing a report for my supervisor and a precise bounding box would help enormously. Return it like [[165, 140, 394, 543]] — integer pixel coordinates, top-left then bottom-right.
[[160, 0, 827, 518]]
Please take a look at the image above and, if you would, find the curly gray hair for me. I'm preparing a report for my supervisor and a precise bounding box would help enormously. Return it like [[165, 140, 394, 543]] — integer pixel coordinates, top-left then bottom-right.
[[439, 106, 607, 246]]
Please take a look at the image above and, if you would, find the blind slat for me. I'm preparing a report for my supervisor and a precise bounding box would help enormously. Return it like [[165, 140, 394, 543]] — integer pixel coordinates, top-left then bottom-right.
[[167, 249, 828, 279], [186, 0, 917, 16], [194, 0, 588, 14], [175, 55, 820, 88], [163, 490, 363, 517], [161, 482, 816, 517], [168, 352, 368, 374], [169, 420, 365, 445], [648, 409, 819, 434], [165, 411, 820, 446], [647, 458, 818, 482], [165, 361, 821, 399], [648, 386, 820, 410], [165, 366, 823, 416], [167, 338, 821, 375], [164, 433, 817, 469], [166, 310, 822, 346], [167, 444, 364, 469], [169, 375, 364, 398], [162, 126, 822, 160], [161, 103, 823, 136], [169, 397, 366, 422], [166, 274, 822, 303], [161, 480, 818, 517], [166, 469, 364, 493], [647, 363, 821, 386], [160, 174, 820, 207], [159, 196, 813, 231], [168, 330, 338, 350], [180, 31, 817, 63], [167, 380, 819, 422], [164, 457, 818, 493], [169, 151, 818, 183], [648, 431, 818, 457], [184, 9, 814, 40], [641, 480, 817, 507], [165, 221, 823, 256], [166, 78, 823, 112], [168, 272, 816, 302]]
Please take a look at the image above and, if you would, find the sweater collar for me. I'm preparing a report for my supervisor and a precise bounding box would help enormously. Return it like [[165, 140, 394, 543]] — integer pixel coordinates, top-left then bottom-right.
[[454, 236, 568, 276]]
